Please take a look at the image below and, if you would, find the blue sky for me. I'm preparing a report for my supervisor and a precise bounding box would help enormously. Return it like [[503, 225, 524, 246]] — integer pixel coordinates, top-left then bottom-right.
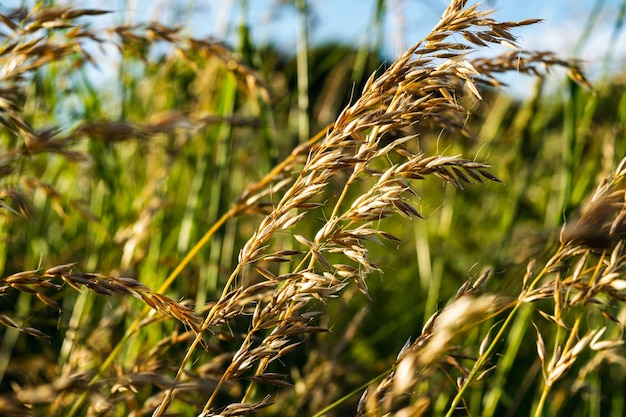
[[189, 0, 625, 95], [4, 0, 624, 62], [209, 0, 625, 53], [250, 0, 626, 95], [174, 0, 626, 95], [3, 0, 624, 96], [105, 1, 624, 55]]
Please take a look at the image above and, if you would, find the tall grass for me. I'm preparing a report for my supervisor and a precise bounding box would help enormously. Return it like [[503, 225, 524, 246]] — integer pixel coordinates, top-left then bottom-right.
[[0, 1, 625, 416]]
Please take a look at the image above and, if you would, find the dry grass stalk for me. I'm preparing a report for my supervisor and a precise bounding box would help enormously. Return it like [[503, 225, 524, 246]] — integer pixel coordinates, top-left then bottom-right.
[[368, 159, 626, 417], [560, 159, 626, 250], [0, 263, 205, 344], [356, 292, 504, 416], [518, 160, 626, 416], [0, 5, 267, 222], [143, 0, 596, 415], [0, 1, 610, 416]]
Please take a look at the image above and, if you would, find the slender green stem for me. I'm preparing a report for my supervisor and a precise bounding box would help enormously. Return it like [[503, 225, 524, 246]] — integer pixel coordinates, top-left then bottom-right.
[[445, 299, 524, 417], [312, 369, 390, 417], [534, 385, 551, 417], [446, 253, 560, 417], [295, 0, 310, 143]]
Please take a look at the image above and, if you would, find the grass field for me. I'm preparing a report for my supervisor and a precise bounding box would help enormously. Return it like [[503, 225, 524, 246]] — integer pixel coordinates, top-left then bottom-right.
[[0, 1, 625, 416]]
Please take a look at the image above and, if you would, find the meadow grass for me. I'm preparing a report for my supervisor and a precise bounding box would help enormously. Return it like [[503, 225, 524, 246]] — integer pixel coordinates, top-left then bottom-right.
[[0, 1, 625, 416]]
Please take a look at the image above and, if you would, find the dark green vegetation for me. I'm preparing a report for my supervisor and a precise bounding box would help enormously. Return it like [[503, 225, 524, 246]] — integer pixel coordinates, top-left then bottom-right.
[[0, 1, 625, 416]]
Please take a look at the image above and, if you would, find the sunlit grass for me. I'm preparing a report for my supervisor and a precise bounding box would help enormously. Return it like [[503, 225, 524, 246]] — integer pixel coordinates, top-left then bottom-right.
[[0, 1, 625, 416]]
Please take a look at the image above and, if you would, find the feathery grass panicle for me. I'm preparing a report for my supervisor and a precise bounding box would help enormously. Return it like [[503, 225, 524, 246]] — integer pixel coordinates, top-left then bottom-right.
[[0, 1, 623, 416], [155, 1, 594, 415]]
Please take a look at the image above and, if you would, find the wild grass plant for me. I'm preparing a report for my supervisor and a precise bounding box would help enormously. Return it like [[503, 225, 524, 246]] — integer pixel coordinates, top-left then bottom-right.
[[0, 1, 625, 416]]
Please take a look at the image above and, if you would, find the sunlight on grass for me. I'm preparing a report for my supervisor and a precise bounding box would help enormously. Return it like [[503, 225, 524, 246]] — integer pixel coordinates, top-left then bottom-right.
[[0, 1, 625, 416]]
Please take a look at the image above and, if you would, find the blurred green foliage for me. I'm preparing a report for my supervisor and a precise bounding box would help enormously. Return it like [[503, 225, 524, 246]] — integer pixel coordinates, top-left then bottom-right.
[[0, 1, 625, 416]]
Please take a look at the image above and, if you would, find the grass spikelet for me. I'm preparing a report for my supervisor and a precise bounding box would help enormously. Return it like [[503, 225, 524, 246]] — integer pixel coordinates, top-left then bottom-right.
[[0, 1, 624, 416]]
